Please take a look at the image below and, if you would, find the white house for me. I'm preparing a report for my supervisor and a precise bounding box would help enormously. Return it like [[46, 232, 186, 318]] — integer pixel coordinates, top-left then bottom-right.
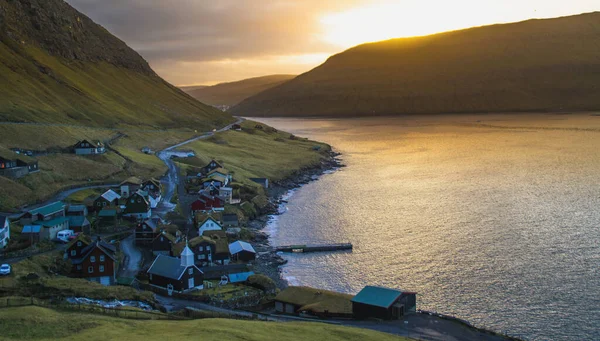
[[0, 216, 10, 249], [198, 216, 223, 236], [218, 187, 233, 203]]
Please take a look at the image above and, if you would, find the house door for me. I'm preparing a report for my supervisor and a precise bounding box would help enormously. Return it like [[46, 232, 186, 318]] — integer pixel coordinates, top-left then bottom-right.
[[188, 277, 195, 289]]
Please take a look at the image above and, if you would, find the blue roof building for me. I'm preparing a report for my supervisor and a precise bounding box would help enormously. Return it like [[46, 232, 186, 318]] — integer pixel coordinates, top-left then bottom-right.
[[351, 286, 417, 320]]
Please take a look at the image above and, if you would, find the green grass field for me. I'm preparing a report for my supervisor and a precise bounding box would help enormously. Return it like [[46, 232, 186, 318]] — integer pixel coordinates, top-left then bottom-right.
[[181, 120, 331, 184], [0, 306, 410, 341]]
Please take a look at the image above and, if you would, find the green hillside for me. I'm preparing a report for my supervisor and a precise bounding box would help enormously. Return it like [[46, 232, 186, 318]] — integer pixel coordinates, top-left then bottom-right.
[[231, 12, 600, 117], [0, 306, 410, 341], [187, 75, 296, 108], [0, 0, 232, 129]]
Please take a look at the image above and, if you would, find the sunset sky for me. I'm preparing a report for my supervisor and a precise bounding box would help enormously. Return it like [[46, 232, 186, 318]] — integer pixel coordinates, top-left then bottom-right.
[[67, 0, 599, 86]]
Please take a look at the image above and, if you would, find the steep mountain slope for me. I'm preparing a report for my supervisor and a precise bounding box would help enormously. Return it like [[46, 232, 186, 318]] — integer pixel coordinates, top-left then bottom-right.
[[232, 12, 600, 117], [0, 0, 232, 129], [186, 74, 296, 108]]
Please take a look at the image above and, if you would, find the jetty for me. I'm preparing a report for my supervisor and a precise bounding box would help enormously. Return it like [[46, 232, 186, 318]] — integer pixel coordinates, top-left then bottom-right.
[[275, 243, 353, 253]]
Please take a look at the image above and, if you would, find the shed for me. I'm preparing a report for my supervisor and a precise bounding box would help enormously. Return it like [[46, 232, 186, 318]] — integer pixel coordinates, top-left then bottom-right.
[[351, 286, 417, 320], [222, 214, 239, 227], [20, 225, 42, 243], [68, 216, 91, 234], [229, 241, 256, 262]]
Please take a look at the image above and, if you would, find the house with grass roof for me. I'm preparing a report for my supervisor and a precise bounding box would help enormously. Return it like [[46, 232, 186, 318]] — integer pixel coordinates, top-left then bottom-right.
[[201, 159, 223, 176], [152, 230, 179, 256], [123, 192, 151, 219], [198, 215, 223, 236], [119, 176, 143, 198], [135, 219, 159, 246], [275, 286, 354, 318], [173, 230, 230, 267], [0, 147, 39, 178], [351, 286, 417, 320], [73, 139, 106, 155]]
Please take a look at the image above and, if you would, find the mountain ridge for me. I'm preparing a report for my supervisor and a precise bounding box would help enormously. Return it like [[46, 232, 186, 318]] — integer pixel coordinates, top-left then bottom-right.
[[231, 12, 600, 117], [185, 74, 296, 108], [0, 0, 231, 129]]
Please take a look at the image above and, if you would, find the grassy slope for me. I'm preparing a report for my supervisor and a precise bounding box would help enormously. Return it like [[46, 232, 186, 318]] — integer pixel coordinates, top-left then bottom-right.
[[232, 12, 600, 117], [0, 306, 409, 341], [0, 125, 200, 210], [187, 75, 296, 107], [179, 120, 330, 183]]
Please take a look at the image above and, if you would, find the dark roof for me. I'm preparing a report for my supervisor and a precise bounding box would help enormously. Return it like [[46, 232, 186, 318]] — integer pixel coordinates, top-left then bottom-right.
[[27, 202, 65, 217], [147, 254, 202, 279], [35, 216, 69, 228], [68, 216, 90, 227], [67, 205, 87, 213], [98, 209, 117, 217], [71, 240, 116, 265], [351, 286, 411, 309], [222, 214, 239, 223]]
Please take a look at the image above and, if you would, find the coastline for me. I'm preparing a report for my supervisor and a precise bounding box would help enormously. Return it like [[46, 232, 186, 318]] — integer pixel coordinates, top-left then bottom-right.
[[249, 150, 343, 289]]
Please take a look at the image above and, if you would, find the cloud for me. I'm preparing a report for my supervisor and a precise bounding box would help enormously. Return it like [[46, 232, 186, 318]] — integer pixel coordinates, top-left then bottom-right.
[[66, 0, 359, 64]]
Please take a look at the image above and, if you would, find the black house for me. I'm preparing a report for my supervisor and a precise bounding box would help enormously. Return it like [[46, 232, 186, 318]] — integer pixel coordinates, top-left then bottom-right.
[[147, 245, 204, 293], [351, 286, 417, 320]]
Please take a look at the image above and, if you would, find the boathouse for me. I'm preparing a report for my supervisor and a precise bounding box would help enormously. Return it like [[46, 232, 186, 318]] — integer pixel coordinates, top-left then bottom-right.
[[351, 286, 417, 320]]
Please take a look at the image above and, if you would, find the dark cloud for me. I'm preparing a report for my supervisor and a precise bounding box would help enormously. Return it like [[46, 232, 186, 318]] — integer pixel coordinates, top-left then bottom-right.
[[66, 0, 359, 63]]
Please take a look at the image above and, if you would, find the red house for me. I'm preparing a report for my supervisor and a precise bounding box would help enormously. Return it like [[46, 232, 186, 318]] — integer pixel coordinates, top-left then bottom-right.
[[67, 239, 117, 286], [191, 194, 225, 213]]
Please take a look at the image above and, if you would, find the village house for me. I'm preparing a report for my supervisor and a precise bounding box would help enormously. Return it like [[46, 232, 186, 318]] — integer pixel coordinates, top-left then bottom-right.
[[73, 140, 106, 155], [351, 286, 417, 320], [65, 234, 91, 259], [173, 230, 230, 267], [0, 148, 39, 178], [249, 178, 269, 189], [229, 240, 256, 262], [20, 202, 69, 240], [147, 244, 204, 293], [93, 190, 121, 211], [222, 214, 240, 228], [135, 219, 159, 246], [152, 231, 179, 256], [275, 286, 354, 317], [66, 205, 91, 233], [20, 225, 42, 244], [123, 192, 151, 219], [0, 216, 9, 249], [198, 216, 223, 235], [218, 187, 233, 203], [119, 176, 143, 198], [67, 238, 117, 286], [201, 159, 223, 176], [207, 168, 230, 181], [201, 177, 226, 189], [142, 179, 161, 196], [96, 209, 118, 227], [191, 194, 225, 213]]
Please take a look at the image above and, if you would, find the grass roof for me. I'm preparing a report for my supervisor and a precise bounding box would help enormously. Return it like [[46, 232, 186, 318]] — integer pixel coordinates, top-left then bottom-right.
[[275, 286, 353, 314]]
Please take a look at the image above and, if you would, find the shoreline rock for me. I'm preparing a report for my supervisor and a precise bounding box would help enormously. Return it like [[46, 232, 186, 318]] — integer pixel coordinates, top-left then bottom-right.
[[250, 150, 343, 289]]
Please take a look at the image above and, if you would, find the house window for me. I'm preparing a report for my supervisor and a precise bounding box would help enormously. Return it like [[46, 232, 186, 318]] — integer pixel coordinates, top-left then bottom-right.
[[103, 202, 106, 206], [188, 268, 193, 275], [99, 265, 105, 272], [77, 265, 82, 270], [207, 246, 211, 251], [90, 256, 96, 263], [99, 255, 105, 262], [77, 241, 82, 246], [70, 250, 76, 256], [198, 255, 206, 260], [198, 246, 204, 251], [88, 266, 93, 273]]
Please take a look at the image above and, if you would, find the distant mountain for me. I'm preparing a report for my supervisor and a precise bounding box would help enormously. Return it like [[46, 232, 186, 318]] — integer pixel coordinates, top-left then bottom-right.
[[232, 12, 600, 117], [0, 0, 231, 129], [180, 85, 208, 93], [186, 75, 296, 108]]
